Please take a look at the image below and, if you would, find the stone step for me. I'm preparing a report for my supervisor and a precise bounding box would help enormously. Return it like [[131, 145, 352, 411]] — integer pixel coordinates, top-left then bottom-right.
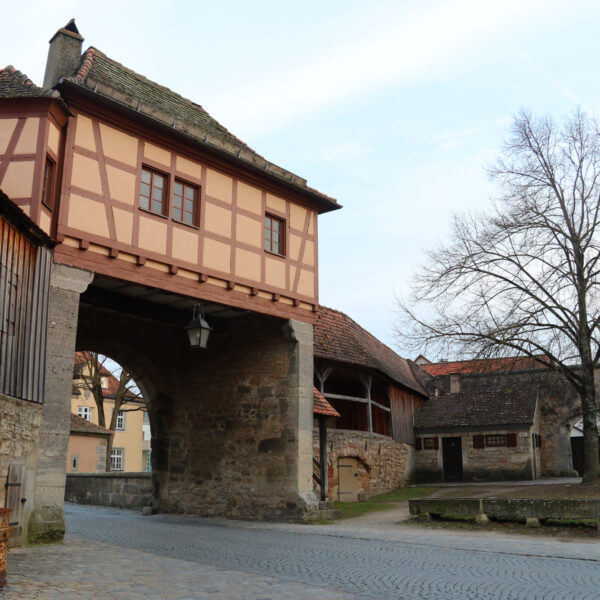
[[318, 509, 342, 520], [318, 500, 334, 510]]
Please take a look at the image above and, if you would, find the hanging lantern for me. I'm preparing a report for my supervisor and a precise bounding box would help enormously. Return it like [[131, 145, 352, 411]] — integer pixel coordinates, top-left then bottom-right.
[[185, 304, 211, 348]]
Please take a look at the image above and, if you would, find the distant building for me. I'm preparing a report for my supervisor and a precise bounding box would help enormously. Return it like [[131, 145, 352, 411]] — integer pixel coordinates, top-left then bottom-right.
[[70, 352, 150, 473]]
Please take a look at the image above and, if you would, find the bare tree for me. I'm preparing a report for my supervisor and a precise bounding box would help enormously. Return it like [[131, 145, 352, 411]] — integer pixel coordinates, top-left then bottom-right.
[[73, 351, 143, 471], [398, 109, 600, 482]]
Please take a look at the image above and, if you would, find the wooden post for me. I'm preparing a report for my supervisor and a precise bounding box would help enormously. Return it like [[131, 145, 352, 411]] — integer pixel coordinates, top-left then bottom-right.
[[318, 416, 328, 501], [359, 374, 373, 433]]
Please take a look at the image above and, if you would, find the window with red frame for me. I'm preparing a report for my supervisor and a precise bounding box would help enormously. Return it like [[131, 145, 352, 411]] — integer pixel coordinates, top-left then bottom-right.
[[173, 180, 199, 226], [265, 214, 285, 255], [139, 167, 168, 216], [41, 156, 56, 209]]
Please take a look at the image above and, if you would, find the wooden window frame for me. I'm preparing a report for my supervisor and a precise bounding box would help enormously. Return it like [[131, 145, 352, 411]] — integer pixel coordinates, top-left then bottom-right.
[[423, 437, 437, 450], [139, 166, 169, 217], [485, 434, 507, 447], [173, 178, 200, 228], [115, 410, 125, 431], [110, 447, 124, 471], [264, 213, 286, 257], [41, 155, 56, 210], [77, 406, 92, 421]]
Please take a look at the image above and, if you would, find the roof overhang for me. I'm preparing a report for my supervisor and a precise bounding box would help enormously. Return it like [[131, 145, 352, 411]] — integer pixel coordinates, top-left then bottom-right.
[[57, 79, 341, 215]]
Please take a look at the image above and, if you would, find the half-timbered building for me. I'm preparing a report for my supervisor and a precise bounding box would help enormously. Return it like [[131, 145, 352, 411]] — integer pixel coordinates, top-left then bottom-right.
[[0, 20, 340, 542]]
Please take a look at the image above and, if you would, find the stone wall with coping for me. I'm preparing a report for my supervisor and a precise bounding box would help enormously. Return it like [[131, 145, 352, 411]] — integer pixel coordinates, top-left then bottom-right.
[[313, 429, 412, 501], [65, 472, 152, 508]]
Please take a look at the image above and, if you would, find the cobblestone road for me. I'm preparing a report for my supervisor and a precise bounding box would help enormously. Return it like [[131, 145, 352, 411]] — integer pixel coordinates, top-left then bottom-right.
[[4, 503, 600, 599]]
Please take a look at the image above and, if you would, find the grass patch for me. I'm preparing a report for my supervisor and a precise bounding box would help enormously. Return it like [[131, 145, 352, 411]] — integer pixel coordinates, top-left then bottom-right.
[[333, 486, 435, 520]]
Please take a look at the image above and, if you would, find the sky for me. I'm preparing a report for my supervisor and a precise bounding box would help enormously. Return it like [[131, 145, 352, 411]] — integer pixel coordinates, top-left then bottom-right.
[[3, 0, 600, 358]]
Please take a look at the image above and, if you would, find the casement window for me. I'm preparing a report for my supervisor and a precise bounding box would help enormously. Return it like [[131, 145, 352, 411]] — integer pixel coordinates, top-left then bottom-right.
[[139, 167, 168, 216], [78, 406, 92, 421], [264, 214, 285, 256], [474, 433, 517, 448], [110, 448, 124, 471], [173, 180, 199, 226], [115, 410, 125, 431], [415, 437, 438, 451], [41, 156, 56, 209], [485, 434, 507, 447]]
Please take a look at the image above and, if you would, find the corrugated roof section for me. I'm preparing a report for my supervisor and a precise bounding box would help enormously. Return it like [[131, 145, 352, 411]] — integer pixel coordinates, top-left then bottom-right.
[[314, 306, 428, 397]]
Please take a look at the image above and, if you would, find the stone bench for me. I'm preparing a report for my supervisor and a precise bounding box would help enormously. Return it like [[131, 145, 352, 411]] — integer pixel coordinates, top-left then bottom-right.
[[409, 498, 600, 529]]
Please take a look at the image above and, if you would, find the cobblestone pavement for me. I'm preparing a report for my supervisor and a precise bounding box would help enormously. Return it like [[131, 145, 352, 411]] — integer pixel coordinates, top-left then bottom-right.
[[4, 503, 600, 599]]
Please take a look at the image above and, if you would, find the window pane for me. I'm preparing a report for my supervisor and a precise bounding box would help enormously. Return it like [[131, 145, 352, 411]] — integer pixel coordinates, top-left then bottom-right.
[[140, 183, 150, 197], [273, 232, 279, 244], [184, 213, 193, 225], [152, 188, 163, 201], [273, 220, 280, 233], [173, 207, 182, 221], [174, 182, 183, 196], [141, 170, 151, 184], [139, 196, 149, 210], [152, 199, 162, 213], [154, 174, 164, 189], [185, 199, 194, 213], [185, 187, 195, 200]]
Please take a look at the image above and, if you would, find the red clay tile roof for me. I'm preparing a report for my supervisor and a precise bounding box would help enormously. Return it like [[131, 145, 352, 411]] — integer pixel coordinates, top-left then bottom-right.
[[419, 357, 550, 377], [61, 46, 339, 213], [0, 66, 59, 99], [314, 307, 427, 397], [414, 389, 538, 430], [74, 351, 141, 403], [313, 387, 340, 417], [70, 413, 112, 436]]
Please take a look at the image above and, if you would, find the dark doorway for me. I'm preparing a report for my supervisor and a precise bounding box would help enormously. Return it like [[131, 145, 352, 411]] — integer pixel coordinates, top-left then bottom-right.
[[571, 437, 584, 476], [442, 437, 463, 482]]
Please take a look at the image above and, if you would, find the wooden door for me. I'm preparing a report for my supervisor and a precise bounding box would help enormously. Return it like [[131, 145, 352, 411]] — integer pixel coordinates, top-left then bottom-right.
[[5, 465, 25, 547], [442, 437, 463, 482], [338, 457, 361, 502]]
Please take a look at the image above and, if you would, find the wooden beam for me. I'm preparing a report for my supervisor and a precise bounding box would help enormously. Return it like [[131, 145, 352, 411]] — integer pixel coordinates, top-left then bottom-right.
[[319, 416, 328, 501]]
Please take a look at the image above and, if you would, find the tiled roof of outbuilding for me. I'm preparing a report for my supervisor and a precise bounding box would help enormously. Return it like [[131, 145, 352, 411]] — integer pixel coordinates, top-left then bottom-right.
[[70, 413, 112, 436], [314, 306, 427, 397], [313, 387, 340, 417], [62, 47, 339, 212], [0, 66, 60, 99], [420, 356, 549, 377], [414, 389, 538, 430]]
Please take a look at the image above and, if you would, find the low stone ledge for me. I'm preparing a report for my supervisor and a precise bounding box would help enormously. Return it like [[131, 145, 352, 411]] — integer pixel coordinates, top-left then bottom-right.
[[409, 498, 600, 528], [65, 473, 153, 509]]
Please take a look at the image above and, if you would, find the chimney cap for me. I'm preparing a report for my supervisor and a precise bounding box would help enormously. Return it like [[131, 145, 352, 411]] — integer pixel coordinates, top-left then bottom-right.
[[49, 19, 83, 44]]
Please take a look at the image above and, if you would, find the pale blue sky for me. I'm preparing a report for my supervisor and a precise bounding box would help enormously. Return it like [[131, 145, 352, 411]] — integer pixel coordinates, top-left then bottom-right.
[[3, 1, 600, 357]]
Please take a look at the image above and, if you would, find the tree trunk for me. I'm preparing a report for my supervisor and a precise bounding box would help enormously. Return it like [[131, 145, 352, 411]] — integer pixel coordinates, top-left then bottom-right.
[[580, 368, 599, 482], [105, 432, 115, 472]]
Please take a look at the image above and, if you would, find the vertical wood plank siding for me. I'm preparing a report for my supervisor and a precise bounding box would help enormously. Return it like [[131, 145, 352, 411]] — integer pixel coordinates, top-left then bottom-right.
[[0, 216, 51, 403], [389, 385, 423, 444]]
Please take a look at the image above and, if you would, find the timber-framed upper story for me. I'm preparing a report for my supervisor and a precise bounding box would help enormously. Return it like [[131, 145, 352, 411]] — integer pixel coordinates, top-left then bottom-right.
[[0, 20, 340, 323]]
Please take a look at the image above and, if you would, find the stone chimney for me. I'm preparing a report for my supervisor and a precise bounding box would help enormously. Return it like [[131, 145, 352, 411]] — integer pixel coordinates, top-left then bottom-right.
[[43, 19, 83, 89]]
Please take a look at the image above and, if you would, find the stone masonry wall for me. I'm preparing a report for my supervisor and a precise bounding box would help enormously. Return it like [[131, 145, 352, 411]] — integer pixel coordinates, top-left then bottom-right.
[[65, 473, 152, 509], [77, 305, 316, 521], [415, 429, 535, 483], [0, 394, 42, 543], [313, 429, 412, 501], [430, 369, 583, 477]]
